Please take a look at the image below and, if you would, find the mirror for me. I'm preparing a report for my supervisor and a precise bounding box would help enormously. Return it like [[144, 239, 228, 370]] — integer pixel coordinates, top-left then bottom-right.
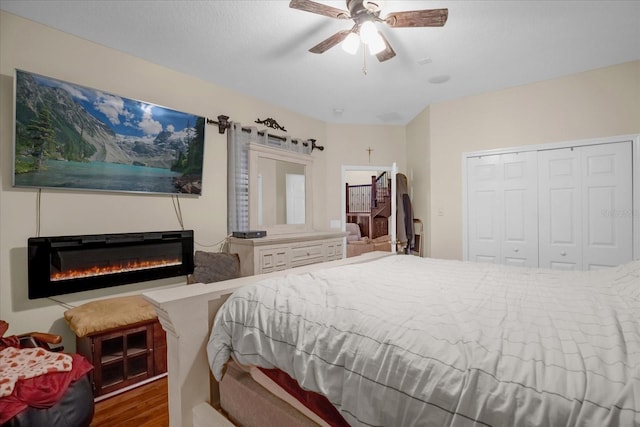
[[257, 158, 305, 226], [248, 143, 313, 234]]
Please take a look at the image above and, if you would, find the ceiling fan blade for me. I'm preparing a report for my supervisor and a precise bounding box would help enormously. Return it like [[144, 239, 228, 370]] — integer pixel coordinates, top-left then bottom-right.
[[289, 0, 350, 19], [376, 32, 396, 62], [384, 8, 448, 27], [309, 30, 350, 54]]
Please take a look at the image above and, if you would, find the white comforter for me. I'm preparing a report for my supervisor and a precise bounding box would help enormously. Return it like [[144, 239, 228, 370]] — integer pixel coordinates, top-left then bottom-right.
[[208, 255, 640, 426]]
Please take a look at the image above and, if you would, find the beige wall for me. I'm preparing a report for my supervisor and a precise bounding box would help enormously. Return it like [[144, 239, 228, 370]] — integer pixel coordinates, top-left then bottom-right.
[[406, 107, 431, 256], [324, 124, 407, 228], [425, 60, 640, 260], [0, 12, 403, 344]]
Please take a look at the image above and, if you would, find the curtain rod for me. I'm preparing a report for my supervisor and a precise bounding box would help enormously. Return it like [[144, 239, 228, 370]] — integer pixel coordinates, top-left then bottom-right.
[[206, 115, 324, 152], [206, 115, 231, 134]]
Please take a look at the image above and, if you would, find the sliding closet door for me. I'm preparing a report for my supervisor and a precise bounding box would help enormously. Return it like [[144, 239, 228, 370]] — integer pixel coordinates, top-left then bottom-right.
[[538, 142, 632, 270], [467, 152, 538, 267]]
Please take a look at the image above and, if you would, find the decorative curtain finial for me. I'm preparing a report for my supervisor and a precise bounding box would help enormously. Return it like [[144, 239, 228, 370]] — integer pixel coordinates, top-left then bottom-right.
[[309, 139, 325, 152], [255, 117, 287, 132]]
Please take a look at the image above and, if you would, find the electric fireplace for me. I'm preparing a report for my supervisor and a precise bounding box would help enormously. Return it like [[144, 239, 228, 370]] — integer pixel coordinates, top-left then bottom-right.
[[28, 230, 194, 299]]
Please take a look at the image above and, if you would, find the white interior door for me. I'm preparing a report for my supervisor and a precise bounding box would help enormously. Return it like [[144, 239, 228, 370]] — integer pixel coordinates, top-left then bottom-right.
[[538, 148, 582, 270], [467, 155, 502, 263], [467, 152, 538, 266], [286, 173, 305, 224], [581, 142, 633, 269], [539, 142, 632, 270], [501, 152, 539, 267]]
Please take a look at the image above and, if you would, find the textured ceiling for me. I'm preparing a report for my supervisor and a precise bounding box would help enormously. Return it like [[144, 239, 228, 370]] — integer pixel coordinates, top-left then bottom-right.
[[1, 0, 639, 125]]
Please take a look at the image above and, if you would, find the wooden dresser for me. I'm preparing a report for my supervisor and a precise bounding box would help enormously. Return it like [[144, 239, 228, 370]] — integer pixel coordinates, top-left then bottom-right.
[[227, 231, 345, 276]]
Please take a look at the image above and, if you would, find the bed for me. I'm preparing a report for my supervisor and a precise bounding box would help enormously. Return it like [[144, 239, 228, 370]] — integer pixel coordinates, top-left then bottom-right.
[[143, 252, 640, 426]]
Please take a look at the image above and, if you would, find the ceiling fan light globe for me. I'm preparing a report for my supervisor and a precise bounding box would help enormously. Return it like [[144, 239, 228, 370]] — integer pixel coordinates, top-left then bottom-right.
[[367, 31, 386, 55], [359, 21, 379, 45], [342, 32, 360, 55]]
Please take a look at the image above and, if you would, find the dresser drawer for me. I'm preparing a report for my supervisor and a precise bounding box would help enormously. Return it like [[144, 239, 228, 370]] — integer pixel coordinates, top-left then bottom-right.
[[290, 244, 324, 264], [260, 248, 288, 272], [327, 243, 343, 259]]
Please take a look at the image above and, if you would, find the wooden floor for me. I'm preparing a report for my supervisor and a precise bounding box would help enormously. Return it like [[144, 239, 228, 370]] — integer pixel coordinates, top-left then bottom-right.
[[90, 376, 169, 427]]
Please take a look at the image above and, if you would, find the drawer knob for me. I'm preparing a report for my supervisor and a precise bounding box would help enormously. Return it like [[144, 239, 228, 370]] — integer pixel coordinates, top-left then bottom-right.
[[560, 251, 567, 256], [513, 248, 519, 253]]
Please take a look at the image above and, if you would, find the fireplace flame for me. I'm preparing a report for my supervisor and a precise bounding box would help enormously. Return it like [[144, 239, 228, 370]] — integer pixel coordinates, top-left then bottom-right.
[[50, 258, 182, 281]]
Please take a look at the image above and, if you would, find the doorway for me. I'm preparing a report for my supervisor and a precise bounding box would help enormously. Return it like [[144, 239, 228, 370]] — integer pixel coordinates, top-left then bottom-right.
[[341, 163, 397, 256]]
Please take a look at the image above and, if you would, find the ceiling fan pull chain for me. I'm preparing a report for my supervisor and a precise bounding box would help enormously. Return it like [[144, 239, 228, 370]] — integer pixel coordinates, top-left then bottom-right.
[[362, 44, 367, 75]]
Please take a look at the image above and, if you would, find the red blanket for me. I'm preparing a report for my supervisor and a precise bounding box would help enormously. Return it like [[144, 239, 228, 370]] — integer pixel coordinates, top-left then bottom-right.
[[0, 353, 93, 424]]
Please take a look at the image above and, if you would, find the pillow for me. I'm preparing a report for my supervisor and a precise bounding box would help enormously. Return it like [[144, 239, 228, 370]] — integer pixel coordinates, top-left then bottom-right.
[[64, 295, 157, 338], [345, 223, 361, 238], [187, 251, 240, 284]]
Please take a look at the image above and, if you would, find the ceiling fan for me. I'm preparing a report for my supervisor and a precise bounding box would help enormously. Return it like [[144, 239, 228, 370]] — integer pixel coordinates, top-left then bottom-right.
[[289, 0, 448, 62]]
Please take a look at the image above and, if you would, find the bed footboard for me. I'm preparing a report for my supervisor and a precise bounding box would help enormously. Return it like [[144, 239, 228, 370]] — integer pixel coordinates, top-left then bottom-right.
[[143, 251, 390, 427]]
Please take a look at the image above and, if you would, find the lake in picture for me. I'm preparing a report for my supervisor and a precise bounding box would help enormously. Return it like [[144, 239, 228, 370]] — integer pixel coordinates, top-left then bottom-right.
[[14, 160, 181, 194]]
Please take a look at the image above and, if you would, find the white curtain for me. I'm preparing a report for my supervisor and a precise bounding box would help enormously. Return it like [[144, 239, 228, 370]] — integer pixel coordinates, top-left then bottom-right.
[[227, 123, 251, 233]]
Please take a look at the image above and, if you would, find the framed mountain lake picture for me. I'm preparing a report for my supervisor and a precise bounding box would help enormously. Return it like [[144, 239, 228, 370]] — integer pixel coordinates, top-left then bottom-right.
[[12, 69, 205, 195]]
